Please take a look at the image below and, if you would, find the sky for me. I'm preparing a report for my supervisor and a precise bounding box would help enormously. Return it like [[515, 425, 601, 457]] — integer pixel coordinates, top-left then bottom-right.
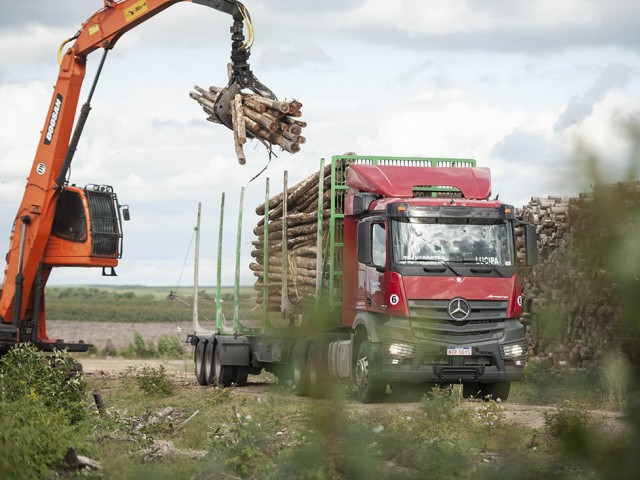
[[1, 0, 639, 288]]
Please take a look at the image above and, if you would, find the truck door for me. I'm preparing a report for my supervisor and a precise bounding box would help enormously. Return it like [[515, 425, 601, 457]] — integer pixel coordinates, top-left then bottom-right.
[[368, 222, 387, 311]]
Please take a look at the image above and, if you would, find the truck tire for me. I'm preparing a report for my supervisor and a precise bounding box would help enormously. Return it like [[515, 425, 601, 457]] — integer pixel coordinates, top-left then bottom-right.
[[390, 382, 434, 402], [292, 340, 309, 396], [478, 382, 510, 402], [203, 341, 215, 386], [355, 341, 385, 403], [462, 382, 481, 399], [307, 342, 329, 398], [194, 340, 207, 386], [213, 343, 234, 387], [233, 367, 249, 386]]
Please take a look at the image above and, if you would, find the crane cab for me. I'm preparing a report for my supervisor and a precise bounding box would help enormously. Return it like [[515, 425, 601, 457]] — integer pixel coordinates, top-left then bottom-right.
[[42, 184, 127, 270]]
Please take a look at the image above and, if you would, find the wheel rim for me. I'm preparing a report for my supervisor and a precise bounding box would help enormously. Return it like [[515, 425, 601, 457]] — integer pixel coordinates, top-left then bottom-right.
[[356, 355, 369, 389], [308, 353, 317, 386], [204, 342, 214, 382], [195, 342, 204, 377], [214, 345, 221, 381], [293, 359, 302, 386]]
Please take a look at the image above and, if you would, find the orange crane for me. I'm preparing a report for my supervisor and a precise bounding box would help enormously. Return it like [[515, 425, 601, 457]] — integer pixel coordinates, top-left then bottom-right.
[[0, 0, 270, 352]]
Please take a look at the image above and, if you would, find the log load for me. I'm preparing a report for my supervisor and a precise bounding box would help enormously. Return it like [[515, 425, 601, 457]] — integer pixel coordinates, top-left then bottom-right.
[[190, 85, 306, 165], [251, 163, 335, 313], [515, 181, 640, 369]]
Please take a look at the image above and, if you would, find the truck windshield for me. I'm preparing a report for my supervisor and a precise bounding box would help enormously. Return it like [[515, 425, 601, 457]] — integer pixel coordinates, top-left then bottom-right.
[[391, 219, 515, 267]]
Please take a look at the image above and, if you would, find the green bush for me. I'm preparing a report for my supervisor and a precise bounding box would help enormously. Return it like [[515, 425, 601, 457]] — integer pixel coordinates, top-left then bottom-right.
[[0, 344, 86, 423], [0, 344, 89, 479], [544, 401, 592, 455], [157, 336, 184, 357], [124, 364, 174, 396], [0, 396, 83, 479]]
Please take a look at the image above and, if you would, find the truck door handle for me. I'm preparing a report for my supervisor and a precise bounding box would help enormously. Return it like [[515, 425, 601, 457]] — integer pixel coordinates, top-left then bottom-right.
[[366, 297, 372, 306]]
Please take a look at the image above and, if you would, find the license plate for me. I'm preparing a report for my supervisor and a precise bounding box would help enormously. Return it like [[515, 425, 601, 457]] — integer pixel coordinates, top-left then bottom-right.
[[447, 346, 472, 356]]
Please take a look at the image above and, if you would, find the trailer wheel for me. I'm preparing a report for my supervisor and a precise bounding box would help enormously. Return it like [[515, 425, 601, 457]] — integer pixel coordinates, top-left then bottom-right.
[[292, 341, 309, 396], [194, 340, 207, 386], [233, 367, 249, 386], [478, 382, 510, 402], [355, 341, 385, 403], [307, 342, 329, 398], [213, 343, 234, 387], [203, 341, 215, 386]]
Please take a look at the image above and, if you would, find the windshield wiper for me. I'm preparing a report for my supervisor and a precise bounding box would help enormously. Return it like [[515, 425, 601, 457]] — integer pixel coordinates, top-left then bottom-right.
[[449, 259, 504, 277], [400, 258, 463, 276]]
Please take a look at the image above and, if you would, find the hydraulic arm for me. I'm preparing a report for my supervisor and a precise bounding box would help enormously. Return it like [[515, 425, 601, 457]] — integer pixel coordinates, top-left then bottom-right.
[[0, 0, 268, 351]]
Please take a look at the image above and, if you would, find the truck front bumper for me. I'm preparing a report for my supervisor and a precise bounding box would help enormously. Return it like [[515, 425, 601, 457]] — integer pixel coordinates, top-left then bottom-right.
[[373, 318, 526, 384]]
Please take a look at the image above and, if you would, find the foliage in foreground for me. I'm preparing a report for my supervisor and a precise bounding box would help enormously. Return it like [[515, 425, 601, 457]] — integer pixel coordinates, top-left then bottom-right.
[[0, 344, 89, 479]]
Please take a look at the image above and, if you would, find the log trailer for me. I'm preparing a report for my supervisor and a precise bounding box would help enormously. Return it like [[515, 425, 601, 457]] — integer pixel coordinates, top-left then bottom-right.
[[190, 154, 539, 402], [0, 0, 272, 354]]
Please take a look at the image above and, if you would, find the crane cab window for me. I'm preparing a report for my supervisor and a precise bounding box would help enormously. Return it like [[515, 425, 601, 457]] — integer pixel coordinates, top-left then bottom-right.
[[51, 190, 88, 243]]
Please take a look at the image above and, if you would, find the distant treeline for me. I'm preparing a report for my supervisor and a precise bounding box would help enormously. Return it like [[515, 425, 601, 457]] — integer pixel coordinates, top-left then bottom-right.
[[45, 287, 256, 323]]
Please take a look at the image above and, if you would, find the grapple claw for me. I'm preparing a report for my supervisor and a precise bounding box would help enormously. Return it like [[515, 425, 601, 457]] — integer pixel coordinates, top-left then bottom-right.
[[213, 15, 276, 129]]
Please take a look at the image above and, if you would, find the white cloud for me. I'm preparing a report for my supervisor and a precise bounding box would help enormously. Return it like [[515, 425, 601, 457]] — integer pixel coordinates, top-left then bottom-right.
[[340, 0, 595, 35], [564, 91, 640, 181], [1, 0, 640, 289]]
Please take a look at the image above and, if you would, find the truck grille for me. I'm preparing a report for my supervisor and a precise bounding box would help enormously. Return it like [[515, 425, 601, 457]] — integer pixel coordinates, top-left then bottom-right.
[[407, 299, 508, 342]]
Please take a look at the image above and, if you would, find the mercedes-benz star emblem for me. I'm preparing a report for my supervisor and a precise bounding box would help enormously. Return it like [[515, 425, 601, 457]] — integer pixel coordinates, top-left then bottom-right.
[[448, 298, 471, 321]]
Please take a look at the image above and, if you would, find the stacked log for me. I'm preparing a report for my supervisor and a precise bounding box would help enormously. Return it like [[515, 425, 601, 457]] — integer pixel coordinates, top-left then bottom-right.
[[516, 181, 640, 368], [514, 196, 575, 263], [251, 163, 335, 312], [190, 85, 306, 165]]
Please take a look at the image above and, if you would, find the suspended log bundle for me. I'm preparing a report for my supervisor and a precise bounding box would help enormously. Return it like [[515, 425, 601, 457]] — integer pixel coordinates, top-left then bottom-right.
[[516, 181, 640, 369], [189, 85, 306, 165], [251, 163, 334, 312]]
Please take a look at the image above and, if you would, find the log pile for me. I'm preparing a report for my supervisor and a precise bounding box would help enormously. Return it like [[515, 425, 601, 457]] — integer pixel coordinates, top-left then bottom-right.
[[516, 181, 640, 368], [250, 163, 335, 312], [190, 85, 306, 165]]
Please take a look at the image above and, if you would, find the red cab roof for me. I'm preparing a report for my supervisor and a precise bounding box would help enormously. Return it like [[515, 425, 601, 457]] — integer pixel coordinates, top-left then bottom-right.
[[346, 164, 492, 200]]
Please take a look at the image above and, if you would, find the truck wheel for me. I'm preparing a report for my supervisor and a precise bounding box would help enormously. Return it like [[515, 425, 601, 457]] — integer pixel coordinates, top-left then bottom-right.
[[355, 341, 385, 403], [292, 341, 309, 396], [478, 382, 510, 402], [233, 367, 249, 386], [462, 382, 481, 399], [307, 342, 329, 398], [213, 343, 234, 387], [194, 340, 207, 386], [390, 382, 433, 402], [203, 341, 215, 386]]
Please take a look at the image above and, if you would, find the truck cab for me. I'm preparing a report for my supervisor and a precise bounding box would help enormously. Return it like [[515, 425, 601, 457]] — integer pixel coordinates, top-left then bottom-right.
[[335, 160, 538, 401]]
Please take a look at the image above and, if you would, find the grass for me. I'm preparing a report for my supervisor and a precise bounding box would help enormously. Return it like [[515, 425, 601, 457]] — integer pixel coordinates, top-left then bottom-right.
[[0, 344, 634, 479], [44, 285, 260, 323], [74, 368, 633, 480]]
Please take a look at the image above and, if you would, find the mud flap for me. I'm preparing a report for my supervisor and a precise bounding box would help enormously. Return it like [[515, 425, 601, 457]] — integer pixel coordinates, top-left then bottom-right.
[[215, 336, 250, 366]]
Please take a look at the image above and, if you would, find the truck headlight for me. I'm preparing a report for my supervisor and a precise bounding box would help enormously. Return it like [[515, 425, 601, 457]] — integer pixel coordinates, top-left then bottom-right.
[[388, 343, 416, 358], [501, 341, 527, 361]]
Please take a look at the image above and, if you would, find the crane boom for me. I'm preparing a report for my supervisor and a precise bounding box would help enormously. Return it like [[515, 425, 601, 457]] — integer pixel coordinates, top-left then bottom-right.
[[0, 0, 251, 351]]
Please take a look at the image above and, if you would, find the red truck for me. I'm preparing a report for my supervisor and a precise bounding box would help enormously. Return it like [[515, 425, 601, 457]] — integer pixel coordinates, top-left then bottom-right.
[[190, 155, 539, 403]]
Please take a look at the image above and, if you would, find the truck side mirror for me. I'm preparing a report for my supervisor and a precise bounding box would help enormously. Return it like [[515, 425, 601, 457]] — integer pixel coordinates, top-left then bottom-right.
[[524, 224, 538, 266], [357, 222, 372, 264], [121, 205, 130, 221]]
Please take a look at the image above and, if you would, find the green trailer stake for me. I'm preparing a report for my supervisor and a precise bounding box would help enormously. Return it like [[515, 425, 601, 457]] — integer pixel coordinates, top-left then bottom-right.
[[189, 154, 536, 402]]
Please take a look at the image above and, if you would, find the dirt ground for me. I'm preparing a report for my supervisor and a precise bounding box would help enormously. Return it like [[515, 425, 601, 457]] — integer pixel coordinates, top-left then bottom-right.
[[53, 321, 627, 434], [48, 320, 193, 350], [79, 356, 628, 434]]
